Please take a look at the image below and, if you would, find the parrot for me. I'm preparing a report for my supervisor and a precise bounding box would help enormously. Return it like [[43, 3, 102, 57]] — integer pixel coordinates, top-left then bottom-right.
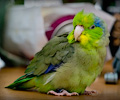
[[6, 10, 109, 96]]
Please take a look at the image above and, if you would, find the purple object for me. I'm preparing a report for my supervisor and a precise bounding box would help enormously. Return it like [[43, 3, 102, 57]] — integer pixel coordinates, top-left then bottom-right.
[[46, 15, 74, 40]]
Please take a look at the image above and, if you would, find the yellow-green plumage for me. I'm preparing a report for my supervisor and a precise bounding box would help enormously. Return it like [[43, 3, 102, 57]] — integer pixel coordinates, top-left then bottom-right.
[[6, 10, 109, 95]]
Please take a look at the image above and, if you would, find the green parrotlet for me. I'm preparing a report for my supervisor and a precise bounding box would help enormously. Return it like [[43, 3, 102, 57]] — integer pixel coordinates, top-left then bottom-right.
[[6, 10, 109, 96]]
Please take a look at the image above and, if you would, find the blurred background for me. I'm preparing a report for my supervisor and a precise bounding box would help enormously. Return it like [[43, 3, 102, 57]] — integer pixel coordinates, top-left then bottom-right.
[[0, 0, 120, 76]]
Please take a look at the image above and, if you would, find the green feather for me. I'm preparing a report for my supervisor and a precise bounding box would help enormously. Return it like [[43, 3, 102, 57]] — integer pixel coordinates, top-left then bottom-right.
[[5, 76, 34, 89], [6, 11, 109, 95], [25, 33, 74, 76]]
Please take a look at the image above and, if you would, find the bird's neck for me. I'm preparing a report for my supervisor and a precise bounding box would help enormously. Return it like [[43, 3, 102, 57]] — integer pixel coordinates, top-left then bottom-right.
[[79, 39, 102, 50]]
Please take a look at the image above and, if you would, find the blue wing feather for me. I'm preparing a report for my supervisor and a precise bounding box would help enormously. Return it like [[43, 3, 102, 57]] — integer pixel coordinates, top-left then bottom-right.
[[43, 62, 63, 74]]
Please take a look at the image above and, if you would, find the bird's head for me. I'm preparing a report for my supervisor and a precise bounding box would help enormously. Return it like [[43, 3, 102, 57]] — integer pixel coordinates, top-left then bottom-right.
[[67, 10, 109, 47]]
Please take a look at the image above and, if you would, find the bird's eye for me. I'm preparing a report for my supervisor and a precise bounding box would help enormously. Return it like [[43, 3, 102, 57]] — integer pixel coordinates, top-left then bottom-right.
[[90, 25, 95, 29]]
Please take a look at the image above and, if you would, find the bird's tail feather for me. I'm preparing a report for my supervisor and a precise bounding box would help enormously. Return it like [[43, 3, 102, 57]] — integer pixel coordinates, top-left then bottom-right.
[[5, 75, 35, 89]]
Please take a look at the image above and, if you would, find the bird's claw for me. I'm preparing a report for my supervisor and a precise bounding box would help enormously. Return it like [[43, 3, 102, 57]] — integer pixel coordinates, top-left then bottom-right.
[[83, 90, 98, 96], [47, 90, 79, 96]]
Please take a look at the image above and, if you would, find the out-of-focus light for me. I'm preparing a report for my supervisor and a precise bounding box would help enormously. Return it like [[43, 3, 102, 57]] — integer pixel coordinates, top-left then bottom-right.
[[0, 58, 5, 69]]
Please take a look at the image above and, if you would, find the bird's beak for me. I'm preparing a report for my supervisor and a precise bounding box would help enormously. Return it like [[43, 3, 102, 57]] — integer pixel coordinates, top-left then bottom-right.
[[74, 25, 84, 41]]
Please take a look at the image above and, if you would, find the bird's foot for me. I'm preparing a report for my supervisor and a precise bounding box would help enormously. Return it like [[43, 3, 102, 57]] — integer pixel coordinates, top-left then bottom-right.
[[47, 90, 79, 96], [83, 90, 98, 96]]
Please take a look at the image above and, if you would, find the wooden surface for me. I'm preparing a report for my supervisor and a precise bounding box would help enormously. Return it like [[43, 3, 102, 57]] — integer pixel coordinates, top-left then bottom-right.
[[0, 59, 120, 100]]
